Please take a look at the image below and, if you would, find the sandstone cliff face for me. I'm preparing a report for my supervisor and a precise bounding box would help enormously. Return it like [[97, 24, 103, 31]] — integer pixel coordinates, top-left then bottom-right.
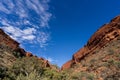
[[62, 16, 120, 70]]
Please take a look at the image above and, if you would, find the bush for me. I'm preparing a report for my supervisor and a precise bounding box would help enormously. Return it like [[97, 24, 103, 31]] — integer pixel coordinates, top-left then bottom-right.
[[12, 57, 44, 75], [108, 59, 114, 64], [2, 57, 45, 80], [13, 52, 21, 58], [0, 67, 7, 79], [1, 57, 67, 80], [43, 68, 65, 80], [70, 72, 95, 80], [16, 70, 41, 80], [114, 61, 120, 68], [108, 49, 114, 55]]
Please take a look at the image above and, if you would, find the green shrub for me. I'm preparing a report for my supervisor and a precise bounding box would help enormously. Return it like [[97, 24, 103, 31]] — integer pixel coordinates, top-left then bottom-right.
[[108, 49, 114, 55], [103, 62, 110, 67], [108, 59, 114, 64], [13, 52, 21, 58], [16, 70, 41, 80], [1, 57, 67, 80], [70, 72, 95, 80], [2, 57, 45, 80], [0, 67, 7, 79], [114, 61, 120, 68], [43, 68, 64, 80], [90, 59, 96, 64]]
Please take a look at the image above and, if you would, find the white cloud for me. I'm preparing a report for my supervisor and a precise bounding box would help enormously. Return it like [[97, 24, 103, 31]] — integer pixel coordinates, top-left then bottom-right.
[[23, 28, 36, 35], [47, 57, 54, 62], [0, 0, 52, 48], [37, 32, 50, 48], [22, 35, 36, 40], [2, 26, 36, 42], [44, 56, 58, 63]]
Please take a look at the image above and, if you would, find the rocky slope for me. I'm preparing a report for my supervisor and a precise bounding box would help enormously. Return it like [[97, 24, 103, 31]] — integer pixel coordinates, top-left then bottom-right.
[[0, 29, 51, 68], [62, 15, 120, 70]]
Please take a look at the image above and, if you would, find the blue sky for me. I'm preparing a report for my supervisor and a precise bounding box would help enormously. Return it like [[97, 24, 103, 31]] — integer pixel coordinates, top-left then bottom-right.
[[0, 0, 120, 67]]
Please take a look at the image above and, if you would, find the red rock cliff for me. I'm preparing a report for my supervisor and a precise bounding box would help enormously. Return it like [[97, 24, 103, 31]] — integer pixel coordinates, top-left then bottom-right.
[[62, 15, 120, 70], [0, 29, 19, 50]]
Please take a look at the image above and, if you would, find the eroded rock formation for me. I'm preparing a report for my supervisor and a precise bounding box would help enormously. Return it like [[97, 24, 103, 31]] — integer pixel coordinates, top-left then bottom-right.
[[62, 15, 120, 70]]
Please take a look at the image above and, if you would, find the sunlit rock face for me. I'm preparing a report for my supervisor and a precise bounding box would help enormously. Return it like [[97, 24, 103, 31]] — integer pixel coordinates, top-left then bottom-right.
[[62, 16, 120, 70]]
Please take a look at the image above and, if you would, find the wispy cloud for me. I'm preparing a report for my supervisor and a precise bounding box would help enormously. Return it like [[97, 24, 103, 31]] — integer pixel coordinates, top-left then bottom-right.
[[0, 0, 52, 48]]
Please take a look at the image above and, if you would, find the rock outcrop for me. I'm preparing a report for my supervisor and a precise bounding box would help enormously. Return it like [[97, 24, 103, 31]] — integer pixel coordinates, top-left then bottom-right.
[[62, 15, 120, 70]]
